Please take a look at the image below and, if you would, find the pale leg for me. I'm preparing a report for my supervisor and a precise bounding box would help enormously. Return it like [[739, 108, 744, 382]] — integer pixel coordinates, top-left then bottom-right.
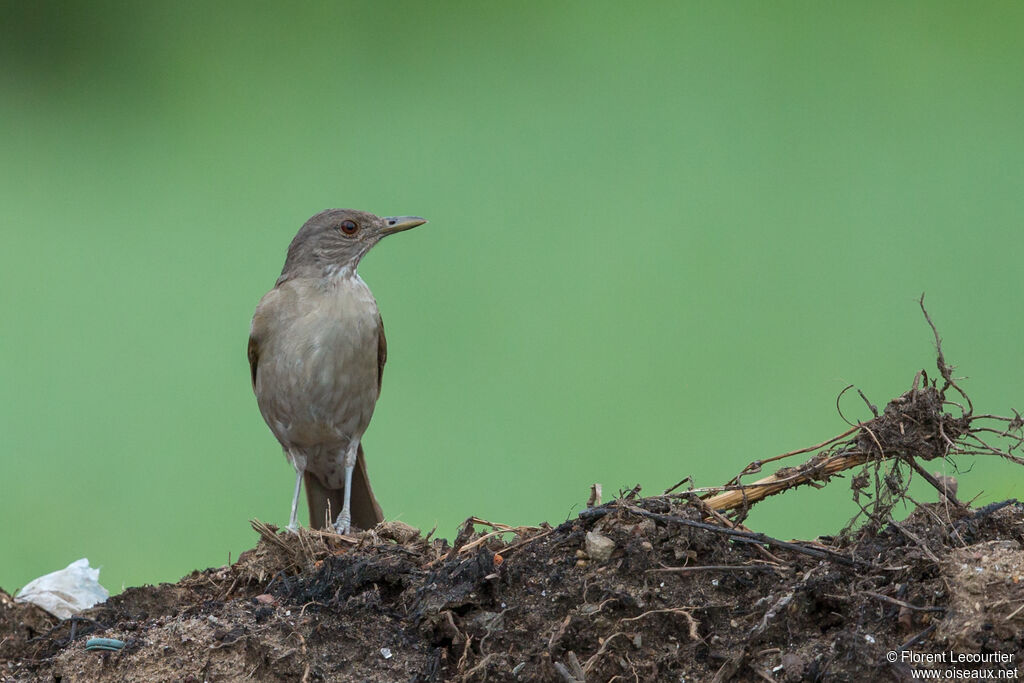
[[287, 469, 303, 532], [285, 449, 307, 532], [333, 441, 360, 534]]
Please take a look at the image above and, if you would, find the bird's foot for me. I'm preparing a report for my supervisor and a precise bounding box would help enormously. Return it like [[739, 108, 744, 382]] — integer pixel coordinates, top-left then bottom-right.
[[285, 522, 301, 534], [332, 512, 352, 535]]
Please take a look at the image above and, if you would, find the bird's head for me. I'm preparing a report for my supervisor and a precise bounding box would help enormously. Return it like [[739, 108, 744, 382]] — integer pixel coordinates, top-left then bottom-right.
[[280, 208, 427, 279]]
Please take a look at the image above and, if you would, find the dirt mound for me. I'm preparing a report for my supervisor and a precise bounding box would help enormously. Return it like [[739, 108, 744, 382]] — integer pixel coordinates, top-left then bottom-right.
[[2, 493, 1022, 682]]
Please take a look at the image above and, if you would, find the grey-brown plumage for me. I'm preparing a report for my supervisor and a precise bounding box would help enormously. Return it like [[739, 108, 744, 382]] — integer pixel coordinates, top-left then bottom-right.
[[248, 209, 426, 533]]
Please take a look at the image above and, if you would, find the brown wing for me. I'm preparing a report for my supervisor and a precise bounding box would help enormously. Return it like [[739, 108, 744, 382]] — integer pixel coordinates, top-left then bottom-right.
[[248, 287, 282, 391], [247, 335, 260, 389], [376, 312, 387, 391]]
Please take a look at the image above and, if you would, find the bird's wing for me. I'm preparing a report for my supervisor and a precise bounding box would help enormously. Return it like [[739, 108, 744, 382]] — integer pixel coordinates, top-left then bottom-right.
[[247, 334, 260, 389], [376, 312, 387, 392], [248, 287, 283, 390]]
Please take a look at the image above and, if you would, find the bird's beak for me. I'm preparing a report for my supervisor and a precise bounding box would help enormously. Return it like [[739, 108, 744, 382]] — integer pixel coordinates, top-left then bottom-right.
[[382, 216, 427, 235]]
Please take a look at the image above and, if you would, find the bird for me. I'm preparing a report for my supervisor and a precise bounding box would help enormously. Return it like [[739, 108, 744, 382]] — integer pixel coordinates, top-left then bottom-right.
[[248, 209, 427, 533]]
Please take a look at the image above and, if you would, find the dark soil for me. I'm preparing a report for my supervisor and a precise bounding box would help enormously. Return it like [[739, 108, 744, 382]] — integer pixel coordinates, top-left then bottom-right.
[[3, 494, 1023, 682]]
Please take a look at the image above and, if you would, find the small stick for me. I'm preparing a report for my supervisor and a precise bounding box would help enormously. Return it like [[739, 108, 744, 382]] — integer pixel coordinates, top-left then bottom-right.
[[494, 527, 558, 556], [861, 591, 945, 613], [1005, 601, 1024, 621], [664, 476, 693, 495], [905, 458, 964, 509], [460, 652, 496, 681], [899, 623, 936, 650]]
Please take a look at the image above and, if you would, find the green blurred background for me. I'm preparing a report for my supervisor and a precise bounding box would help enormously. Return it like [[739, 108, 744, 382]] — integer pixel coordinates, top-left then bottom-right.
[[2, 2, 1022, 594]]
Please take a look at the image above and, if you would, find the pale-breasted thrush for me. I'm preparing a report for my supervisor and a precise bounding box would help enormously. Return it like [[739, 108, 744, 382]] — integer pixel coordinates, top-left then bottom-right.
[[248, 209, 426, 533]]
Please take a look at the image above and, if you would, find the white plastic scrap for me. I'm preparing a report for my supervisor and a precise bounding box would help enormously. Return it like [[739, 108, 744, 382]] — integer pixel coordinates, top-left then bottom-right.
[[380, 647, 393, 659], [15, 558, 109, 619]]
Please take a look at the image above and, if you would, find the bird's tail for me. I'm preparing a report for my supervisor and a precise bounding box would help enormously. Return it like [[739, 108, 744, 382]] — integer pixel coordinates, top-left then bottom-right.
[[305, 444, 385, 530]]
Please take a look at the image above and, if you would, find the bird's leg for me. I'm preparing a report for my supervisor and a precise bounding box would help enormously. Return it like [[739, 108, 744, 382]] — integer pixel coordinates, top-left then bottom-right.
[[285, 450, 306, 533], [287, 469, 303, 532], [332, 441, 360, 534]]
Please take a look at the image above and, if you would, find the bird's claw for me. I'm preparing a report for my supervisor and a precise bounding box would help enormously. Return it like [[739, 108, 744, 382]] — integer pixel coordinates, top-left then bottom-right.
[[333, 514, 352, 535]]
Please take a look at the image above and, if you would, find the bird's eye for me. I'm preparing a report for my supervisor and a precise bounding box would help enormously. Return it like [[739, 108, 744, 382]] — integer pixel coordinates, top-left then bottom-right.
[[340, 219, 359, 235]]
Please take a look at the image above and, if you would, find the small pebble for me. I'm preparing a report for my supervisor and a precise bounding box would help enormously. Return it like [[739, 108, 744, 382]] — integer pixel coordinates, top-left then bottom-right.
[[585, 531, 616, 562]]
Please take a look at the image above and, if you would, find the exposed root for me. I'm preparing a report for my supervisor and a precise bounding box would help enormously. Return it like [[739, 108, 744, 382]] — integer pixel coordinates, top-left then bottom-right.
[[695, 299, 1022, 534]]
